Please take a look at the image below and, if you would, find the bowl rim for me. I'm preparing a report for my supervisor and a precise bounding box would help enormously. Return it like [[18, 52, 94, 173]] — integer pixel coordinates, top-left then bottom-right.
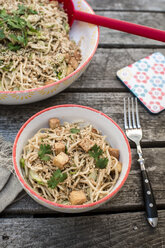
[[0, 0, 99, 95], [13, 104, 132, 209]]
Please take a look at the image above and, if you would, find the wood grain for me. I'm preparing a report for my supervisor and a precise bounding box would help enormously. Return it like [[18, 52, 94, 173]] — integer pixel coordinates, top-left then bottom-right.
[[0, 211, 165, 248], [4, 147, 165, 214], [95, 12, 165, 46], [0, 0, 165, 246], [88, 0, 165, 11], [0, 92, 165, 143], [70, 48, 165, 90]]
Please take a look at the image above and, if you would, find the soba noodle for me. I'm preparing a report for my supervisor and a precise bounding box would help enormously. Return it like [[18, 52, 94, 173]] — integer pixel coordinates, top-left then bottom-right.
[[0, 0, 81, 91], [21, 119, 122, 205]]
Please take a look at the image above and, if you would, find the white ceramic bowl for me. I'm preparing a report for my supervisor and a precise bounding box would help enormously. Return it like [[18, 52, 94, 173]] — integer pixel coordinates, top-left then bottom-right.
[[13, 105, 131, 213], [0, 0, 99, 105]]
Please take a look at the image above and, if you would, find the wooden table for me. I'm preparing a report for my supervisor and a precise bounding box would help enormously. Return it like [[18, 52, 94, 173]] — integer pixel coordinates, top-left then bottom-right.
[[1, 0, 165, 247]]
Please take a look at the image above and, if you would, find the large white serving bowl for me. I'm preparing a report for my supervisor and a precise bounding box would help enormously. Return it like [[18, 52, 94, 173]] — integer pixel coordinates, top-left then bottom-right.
[[0, 0, 99, 105], [13, 105, 132, 213]]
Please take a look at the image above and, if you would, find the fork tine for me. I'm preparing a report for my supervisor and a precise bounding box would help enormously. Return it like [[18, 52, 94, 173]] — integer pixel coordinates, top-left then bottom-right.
[[135, 98, 141, 128], [128, 98, 133, 128], [124, 98, 128, 129], [131, 98, 137, 128]]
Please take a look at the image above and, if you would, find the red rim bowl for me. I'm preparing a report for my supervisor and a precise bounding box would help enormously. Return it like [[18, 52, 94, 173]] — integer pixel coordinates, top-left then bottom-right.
[[13, 105, 131, 212]]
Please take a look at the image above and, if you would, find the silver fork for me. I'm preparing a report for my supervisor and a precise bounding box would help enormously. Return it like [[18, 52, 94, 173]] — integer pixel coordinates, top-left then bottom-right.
[[124, 97, 158, 228]]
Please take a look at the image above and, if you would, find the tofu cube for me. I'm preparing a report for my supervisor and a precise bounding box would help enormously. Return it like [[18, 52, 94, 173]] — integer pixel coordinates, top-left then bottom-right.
[[108, 148, 120, 160], [54, 142, 65, 155], [117, 162, 122, 173], [69, 190, 87, 205], [49, 118, 60, 129], [53, 152, 69, 169], [79, 138, 95, 152], [92, 128, 98, 134]]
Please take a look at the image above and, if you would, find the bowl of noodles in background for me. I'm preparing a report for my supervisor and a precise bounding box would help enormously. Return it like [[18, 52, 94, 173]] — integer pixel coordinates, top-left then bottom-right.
[[0, 0, 99, 104], [13, 105, 131, 213]]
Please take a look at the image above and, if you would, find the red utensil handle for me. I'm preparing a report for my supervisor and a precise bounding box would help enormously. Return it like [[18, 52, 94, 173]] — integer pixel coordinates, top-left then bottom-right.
[[74, 10, 165, 43]]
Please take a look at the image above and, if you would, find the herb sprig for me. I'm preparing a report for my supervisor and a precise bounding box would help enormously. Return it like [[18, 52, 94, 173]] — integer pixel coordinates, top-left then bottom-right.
[[14, 4, 38, 16], [48, 169, 67, 189], [70, 128, 80, 134], [89, 144, 108, 169], [0, 5, 38, 51], [38, 144, 52, 161]]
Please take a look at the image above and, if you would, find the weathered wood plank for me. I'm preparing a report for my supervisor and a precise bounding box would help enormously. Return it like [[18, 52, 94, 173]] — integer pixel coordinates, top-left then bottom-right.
[[0, 211, 165, 248], [0, 92, 165, 143], [88, 0, 165, 11], [5, 148, 165, 214], [71, 48, 165, 90], [96, 11, 165, 46]]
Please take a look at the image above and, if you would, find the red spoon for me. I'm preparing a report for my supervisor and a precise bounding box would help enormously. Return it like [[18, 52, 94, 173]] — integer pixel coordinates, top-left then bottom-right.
[[52, 0, 165, 43]]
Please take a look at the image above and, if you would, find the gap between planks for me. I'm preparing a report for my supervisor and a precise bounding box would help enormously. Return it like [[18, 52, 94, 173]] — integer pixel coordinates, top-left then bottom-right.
[[1, 206, 165, 219], [98, 44, 165, 49], [94, 9, 165, 13]]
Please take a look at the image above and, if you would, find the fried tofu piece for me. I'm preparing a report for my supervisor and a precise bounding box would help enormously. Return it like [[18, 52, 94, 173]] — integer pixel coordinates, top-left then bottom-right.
[[117, 162, 122, 173], [66, 64, 74, 76], [54, 142, 65, 155], [53, 152, 69, 169], [108, 148, 120, 160], [69, 190, 87, 205], [49, 118, 60, 129], [69, 57, 78, 69], [92, 128, 98, 134], [79, 138, 95, 152]]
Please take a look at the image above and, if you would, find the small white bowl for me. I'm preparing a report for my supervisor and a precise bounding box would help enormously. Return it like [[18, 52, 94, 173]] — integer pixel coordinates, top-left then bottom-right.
[[0, 0, 99, 105], [13, 105, 131, 213]]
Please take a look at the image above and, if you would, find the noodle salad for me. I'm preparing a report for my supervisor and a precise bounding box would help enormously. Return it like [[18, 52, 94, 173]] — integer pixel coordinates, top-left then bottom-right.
[[20, 118, 122, 205], [0, 0, 81, 91]]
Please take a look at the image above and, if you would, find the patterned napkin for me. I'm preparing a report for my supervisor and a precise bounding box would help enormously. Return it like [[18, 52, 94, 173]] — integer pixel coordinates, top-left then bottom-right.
[[117, 52, 165, 114], [0, 136, 22, 212]]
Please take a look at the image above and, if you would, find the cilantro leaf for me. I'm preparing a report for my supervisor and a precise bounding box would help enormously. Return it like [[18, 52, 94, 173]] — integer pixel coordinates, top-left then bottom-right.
[[70, 128, 80, 134], [0, 6, 38, 51], [88, 144, 103, 160], [38, 144, 52, 161], [0, 9, 8, 19], [48, 169, 67, 189], [0, 29, 5, 40], [96, 158, 108, 169], [8, 43, 21, 51], [15, 4, 38, 16], [89, 144, 108, 169]]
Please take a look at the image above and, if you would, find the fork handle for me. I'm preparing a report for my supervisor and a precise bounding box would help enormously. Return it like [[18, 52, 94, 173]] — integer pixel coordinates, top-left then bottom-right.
[[141, 169, 158, 228]]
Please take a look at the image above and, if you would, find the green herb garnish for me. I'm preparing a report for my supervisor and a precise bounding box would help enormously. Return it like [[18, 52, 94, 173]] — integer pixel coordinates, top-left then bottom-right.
[[38, 144, 52, 161], [70, 128, 80, 134], [48, 169, 67, 189], [1, 62, 13, 71], [0, 5, 38, 51], [64, 23, 69, 33], [7, 43, 21, 51], [14, 4, 38, 16], [0, 29, 5, 40], [88, 144, 103, 160], [57, 71, 63, 80], [20, 158, 25, 169], [89, 144, 108, 169], [96, 157, 108, 169], [69, 170, 77, 175]]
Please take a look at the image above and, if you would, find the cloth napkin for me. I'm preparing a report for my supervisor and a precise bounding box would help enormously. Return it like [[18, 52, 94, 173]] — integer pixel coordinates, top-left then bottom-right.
[[0, 136, 23, 212]]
